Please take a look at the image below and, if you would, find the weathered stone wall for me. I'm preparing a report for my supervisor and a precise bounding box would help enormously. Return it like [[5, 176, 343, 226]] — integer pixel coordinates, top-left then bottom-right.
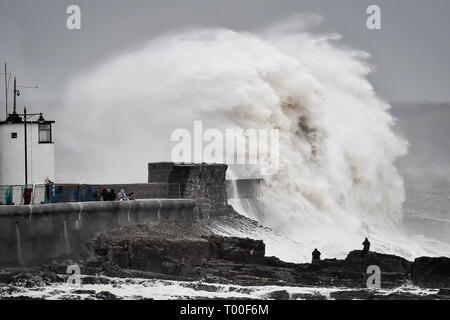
[[148, 163, 230, 218], [0, 199, 196, 267], [147, 162, 174, 184], [183, 164, 228, 203], [148, 162, 227, 202]]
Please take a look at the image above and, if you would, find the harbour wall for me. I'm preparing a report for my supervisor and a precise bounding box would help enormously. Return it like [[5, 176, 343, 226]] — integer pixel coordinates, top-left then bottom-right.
[[0, 199, 196, 267]]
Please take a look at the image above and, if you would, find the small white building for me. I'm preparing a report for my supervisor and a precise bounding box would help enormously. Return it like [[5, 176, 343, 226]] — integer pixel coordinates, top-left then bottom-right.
[[0, 112, 55, 186]]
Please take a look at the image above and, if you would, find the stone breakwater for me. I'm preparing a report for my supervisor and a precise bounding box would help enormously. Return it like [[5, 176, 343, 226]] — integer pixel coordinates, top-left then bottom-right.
[[0, 199, 196, 267], [0, 219, 449, 300]]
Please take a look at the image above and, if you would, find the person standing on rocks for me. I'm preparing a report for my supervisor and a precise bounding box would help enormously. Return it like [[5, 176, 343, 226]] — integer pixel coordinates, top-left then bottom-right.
[[362, 238, 371, 255], [312, 248, 321, 263]]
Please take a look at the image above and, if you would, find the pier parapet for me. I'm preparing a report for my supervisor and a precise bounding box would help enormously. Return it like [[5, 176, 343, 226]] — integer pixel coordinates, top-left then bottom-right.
[[0, 199, 195, 267]]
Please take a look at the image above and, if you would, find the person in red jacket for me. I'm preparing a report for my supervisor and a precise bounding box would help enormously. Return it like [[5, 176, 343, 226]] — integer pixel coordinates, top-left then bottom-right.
[[23, 186, 33, 205]]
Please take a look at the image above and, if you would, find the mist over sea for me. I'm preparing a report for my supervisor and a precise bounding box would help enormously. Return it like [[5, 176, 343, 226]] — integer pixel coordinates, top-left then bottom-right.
[[391, 102, 450, 245]]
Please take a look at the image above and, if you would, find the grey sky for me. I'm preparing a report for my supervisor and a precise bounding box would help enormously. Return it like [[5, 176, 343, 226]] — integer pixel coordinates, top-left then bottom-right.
[[0, 0, 449, 116]]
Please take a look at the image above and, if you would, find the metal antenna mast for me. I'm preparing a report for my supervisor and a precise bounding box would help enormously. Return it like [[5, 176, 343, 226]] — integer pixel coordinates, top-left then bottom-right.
[[4, 63, 7, 119], [1, 62, 12, 120], [13, 77, 18, 114], [0, 64, 38, 120], [12, 76, 38, 115]]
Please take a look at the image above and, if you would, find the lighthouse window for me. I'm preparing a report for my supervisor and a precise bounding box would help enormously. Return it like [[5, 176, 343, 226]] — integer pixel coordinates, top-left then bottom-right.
[[11, 132, 17, 139], [39, 123, 52, 143]]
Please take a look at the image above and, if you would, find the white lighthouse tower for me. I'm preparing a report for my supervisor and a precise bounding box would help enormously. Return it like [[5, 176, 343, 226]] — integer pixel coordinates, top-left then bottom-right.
[[0, 69, 55, 186]]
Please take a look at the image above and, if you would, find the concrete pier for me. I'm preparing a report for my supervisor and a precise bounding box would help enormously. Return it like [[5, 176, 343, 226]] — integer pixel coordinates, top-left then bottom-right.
[[0, 199, 196, 267]]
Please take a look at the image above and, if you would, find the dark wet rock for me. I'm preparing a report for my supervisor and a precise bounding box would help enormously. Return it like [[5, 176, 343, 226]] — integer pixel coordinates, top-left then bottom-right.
[[95, 291, 121, 300], [59, 294, 83, 300], [412, 257, 450, 288], [330, 290, 442, 300], [131, 295, 148, 300], [292, 259, 364, 288], [2, 219, 450, 300], [375, 292, 438, 300], [0, 272, 48, 288], [437, 288, 450, 296], [80, 275, 116, 285], [0, 295, 42, 300], [71, 289, 96, 295], [344, 250, 411, 274], [330, 290, 374, 300], [47, 289, 65, 295], [267, 290, 290, 300], [207, 236, 265, 264], [86, 223, 417, 290], [202, 275, 230, 284], [0, 285, 26, 296], [180, 282, 221, 292], [93, 223, 211, 276], [92, 223, 267, 280]]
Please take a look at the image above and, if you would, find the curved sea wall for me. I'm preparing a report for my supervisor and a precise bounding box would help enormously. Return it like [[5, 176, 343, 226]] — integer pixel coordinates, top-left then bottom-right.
[[0, 199, 196, 267]]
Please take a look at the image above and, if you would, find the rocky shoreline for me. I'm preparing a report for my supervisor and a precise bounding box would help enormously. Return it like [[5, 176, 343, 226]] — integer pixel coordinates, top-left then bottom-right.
[[0, 218, 449, 300]]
